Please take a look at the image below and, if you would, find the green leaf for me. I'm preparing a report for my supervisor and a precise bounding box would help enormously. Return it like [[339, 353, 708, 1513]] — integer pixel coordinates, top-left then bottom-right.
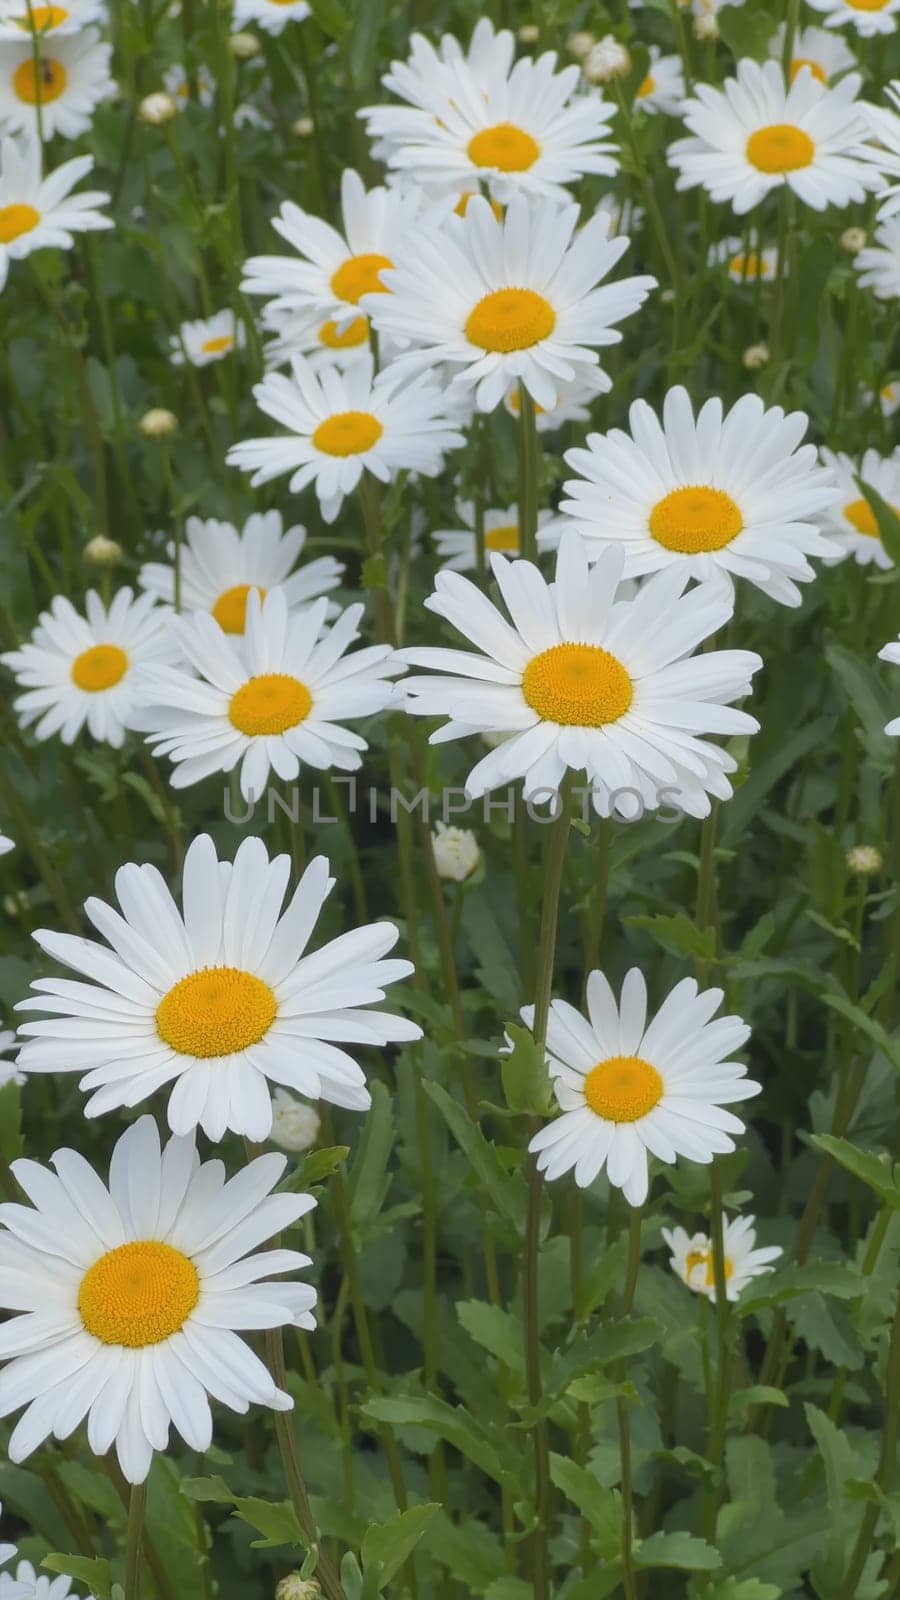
[[549, 1456, 620, 1556], [361, 1504, 440, 1588], [789, 1294, 864, 1369], [347, 1080, 393, 1230], [820, 991, 900, 1073], [624, 912, 715, 961], [728, 1386, 789, 1423], [426, 1510, 505, 1591], [720, 716, 836, 843], [484, 1581, 532, 1600], [705, 1582, 782, 1600], [826, 642, 895, 766], [855, 475, 900, 564], [43, 1556, 113, 1600], [805, 1403, 865, 1588], [179, 1477, 308, 1550], [308, 0, 350, 39], [424, 1081, 524, 1230], [520, 1318, 662, 1421], [739, 1260, 862, 1311], [361, 1396, 518, 1491], [809, 1134, 900, 1205], [634, 1531, 721, 1571], [457, 1300, 526, 1381], [460, 894, 521, 1016], [501, 1023, 553, 1115], [0, 1081, 23, 1164]]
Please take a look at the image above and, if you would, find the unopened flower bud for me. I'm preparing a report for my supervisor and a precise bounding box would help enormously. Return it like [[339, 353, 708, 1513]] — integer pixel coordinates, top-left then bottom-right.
[[846, 845, 882, 875], [743, 342, 770, 371], [584, 35, 631, 83], [567, 31, 595, 60], [659, 287, 676, 305], [139, 407, 178, 439], [841, 227, 867, 255], [292, 115, 315, 137], [432, 822, 481, 883], [83, 534, 124, 567], [230, 30, 261, 58], [270, 1091, 320, 1154], [693, 12, 719, 39], [275, 1580, 321, 1600], [517, 24, 539, 43], [138, 91, 178, 125]]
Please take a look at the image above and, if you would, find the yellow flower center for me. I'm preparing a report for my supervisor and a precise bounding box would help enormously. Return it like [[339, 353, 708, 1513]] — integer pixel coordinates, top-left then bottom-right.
[[212, 583, 265, 634], [789, 57, 827, 84], [0, 202, 39, 242], [78, 1240, 200, 1347], [11, 54, 66, 102], [70, 644, 128, 692], [636, 73, 656, 99], [484, 522, 520, 552], [746, 124, 815, 174], [507, 387, 546, 417], [465, 287, 556, 353], [156, 965, 278, 1057], [200, 334, 234, 355], [312, 410, 383, 456], [846, 0, 890, 8], [583, 1054, 664, 1122], [330, 252, 393, 304], [705, 1253, 734, 1287], [843, 498, 881, 537], [467, 122, 540, 172], [649, 485, 744, 554], [318, 315, 369, 349], [14, 4, 69, 27], [229, 671, 312, 735], [522, 642, 633, 726], [728, 250, 763, 279], [454, 191, 505, 220]]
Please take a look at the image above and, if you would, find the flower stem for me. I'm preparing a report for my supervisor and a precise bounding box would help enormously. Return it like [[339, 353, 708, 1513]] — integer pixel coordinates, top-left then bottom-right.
[[263, 1327, 346, 1600], [124, 1481, 147, 1600], [837, 1287, 900, 1600], [702, 1160, 732, 1536], [616, 1207, 644, 1600], [517, 383, 540, 563]]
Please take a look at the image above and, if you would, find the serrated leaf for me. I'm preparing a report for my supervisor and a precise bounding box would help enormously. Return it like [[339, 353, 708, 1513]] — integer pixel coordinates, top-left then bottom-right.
[[501, 1023, 553, 1115], [424, 1080, 524, 1230], [456, 1299, 526, 1381], [519, 1318, 662, 1422], [624, 912, 715, 961], [809, 1134, 900, 1205], [361, 1396, 518, 1491], [549, 1456, 620, 1555], [361, 1504, 439, 1588], [43, 1555, 113, 1600], [347, 1080, 393, 1230], [179, 1477, 307, 1550], [635, 1531, 721, 1571], [805, 1403, 865, 1589]]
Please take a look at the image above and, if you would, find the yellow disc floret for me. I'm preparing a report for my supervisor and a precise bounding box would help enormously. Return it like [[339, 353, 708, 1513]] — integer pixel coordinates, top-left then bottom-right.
[[212, 583, 265, 634], [15, 4, 70, 25], [229, 672, 312, 735], [156, 965, 278, 1057], [467, 123, 540, 172], [583, 1054, 664, 1122], [0, 202, 39, 241], [12, 55, 66, 103], [78, 1240, 200, 1347], [71, 644, 129, 692], [843, 498, 881, 537], [200, 334, 234, 355], [484, 523, 520, 552], [789, 57, 827, 85], [522, 642, 633, 726], [318, 315, 369, 350], [312, 410, 383, 456], [649, 485, 744, 554], [745, 124, 815, 174], [330, 252, 393, 304], [465, 288, 556, 353]]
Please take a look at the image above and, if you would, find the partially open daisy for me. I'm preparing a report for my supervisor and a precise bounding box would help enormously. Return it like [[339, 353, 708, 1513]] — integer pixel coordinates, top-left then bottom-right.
[[769, 23, 856, 85], [399, 531, 762, 819], [233, 0, 309, 34], [662, 1214, 782, 1302], [502, 373, 604, 432], [227, 353, 463, 523], [854, 217, 900, 298], [0, 1565, 81, 1600], [634, 48, 684, 116], [131, 587, 401, 800], [138, 510, 343, 633], [0, 0, 105, 39], [16, 833, 420, 1137], [668, 59, 879, 214], [0, 135, 110, 291], [366, 194, 655, 413], [361, 38, 619, 204], [526, 969, 760, 1206], [818, 447, 900, 568], [560, 387, 838, 606], [708, 233, 779, 283], [877, 380, 900, 414], [433, 499, 563, 571], [375, 20, 516, 133], [170, 309, 245, 367], [878, 632, 900, 733], [162, 62, 215, 108], [0, 28, 114, 139], [806, 0, 900, 35], [0, 1115, 317, 1483], [1, 588, 175, 748], [261, 302, 372, 373]]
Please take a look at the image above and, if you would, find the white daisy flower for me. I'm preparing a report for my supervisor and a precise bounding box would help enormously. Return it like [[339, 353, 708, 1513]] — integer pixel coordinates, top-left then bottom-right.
[[162, 63, 215, 109], [233, 0, 308, 35], [261, 302, 372, 372], [360, 42, 619, 205], [502, 373, 604, 432], [0, 1564, 79, 1600], [433, 499, 564, 572], [131, 586, 402, 800], [877, 379, 900, 415], [398, 531, 762, 820], [708, 233, 779, 282], [668, 59, 879, 214], [806, 0, 900, 35], [818, 447, 900, 568], [1, 588, 176, 749], [864, 83, 900, 221], [170, 309, 245, 367], [634, 48, 684, 116], [0, 28, 114, 140], [0, 135, 111, 292], [366, 194, 655, 413], [769, 23, 857, 85], [0, 0, 105, 40], [226, 353, 464, 524], [0, 1030, 24, 1089], [241, 170, 432, 333], [375, 20, 517, 129], [878, 633, 900, 733], [559, 387, 838, 607], [0, 1115, 317, 1484], [16, 833, 421, 1137], [526, 970, 760, 1207], [662, 1213, 782, 1301], [854, 216, 900, 298], [137, 510, 343, 634]]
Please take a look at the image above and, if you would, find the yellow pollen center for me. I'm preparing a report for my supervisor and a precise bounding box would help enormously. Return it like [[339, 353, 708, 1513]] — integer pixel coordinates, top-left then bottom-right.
[[0, 201, 39, 242], [212, 583, 265, 634], [728, 250, 762, 278], [846, 0, 890, 8], [454, 191, 505, 220], [11, 54, 66, 102], [312, 409, 383, 456], [746, 123, 815, 174], [507, 387, 546, 416], [583, 1054, 664, 1122], [789, 57, 827, 84], [467, 122, 540, 172], [15, 3, 68, 26], [649, 485, 744, 554], [78, 1241, 199, 1347], [465, 287, 555, 353], [70, 643, 128, 692], [484, 523, 520, 552], [200, 334, 234, 355], [156, 965, 278, 1057], [705, 1253, 734, 1287], [330, 252, 393, 304], [318, 315, 369, 349], [637, 73, 656, 98], [522, 642, 633, 726], [229, 671, 312, 735], [844, 498, 882, 537]]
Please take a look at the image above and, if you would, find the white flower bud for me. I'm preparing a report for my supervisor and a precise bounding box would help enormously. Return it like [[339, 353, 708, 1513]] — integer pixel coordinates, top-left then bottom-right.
[[840, 227, 866, 255], [275, 1580, 321, 1600], [83, 535, 124, 567], [270, 1090, 321, 1153], [846, 845, 882, 875], [138, 91, 178, 125], [693, 12, 719, 39], [742, 342, 770, 371], [567, 31, 596, 60], [584, 35, 631, 84], [659, 288, 676, 305], [517, 24, 539, 43], [432, 822, 481, 883], [292, 115, 315, 137], [230, 30, 261, 58], [139, 407, 178, 438]]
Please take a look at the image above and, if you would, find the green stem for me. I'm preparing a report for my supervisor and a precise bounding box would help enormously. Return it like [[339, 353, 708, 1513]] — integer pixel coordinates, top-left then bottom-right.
[[703, 1162, 732, 1535], [837, 1288, 900, 1600], [616, 1208, 644, 1600], [263, 1327, 346, 1600], [769, 188, 791, 365], [124, 1481, 147, 1600], [517, 383, 540, 563]]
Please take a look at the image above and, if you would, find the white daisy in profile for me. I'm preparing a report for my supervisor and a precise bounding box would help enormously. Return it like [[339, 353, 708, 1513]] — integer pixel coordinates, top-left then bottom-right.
[[0, 1029, 23, 1089], [170, 309, 245, 367], [708, 233, 779, 282], [0, 28, 114, 139], [131, 587, 401, 800], [877, 379, 900, 415], [375, 20, 516, 132], [366, 194, 655, 413], [0, 0, 105, 40], [433, 499, 562, 571], [526, 969, 760, 1206], [0, 1115, 318, 1484], [878, 633, 900, 733], [261, 302, 372, 372], [662, 1214, 782, 1302], [854, 217, 900, 298], [137, 510, 343, 634], [560, 387, 838, 607], [16, 833, 421, 1137], [818, 447, 900, 568], [806, 0, 900, 35], [770, 23, 856, 85], [241, 170, 431, 332], [0, 1564, 77, 1600], [227, 353, 463, 523], [668, 60, 879, 214], [502, 374, 603, 433], [0, 135, 111, 291], [1, 588, 175, 748], [162, 63, 215, 108], [361, 43, 619, 204], [634, 48, 684, 116], [233, 0, 308, 35], [399, 531, 762, 820]]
